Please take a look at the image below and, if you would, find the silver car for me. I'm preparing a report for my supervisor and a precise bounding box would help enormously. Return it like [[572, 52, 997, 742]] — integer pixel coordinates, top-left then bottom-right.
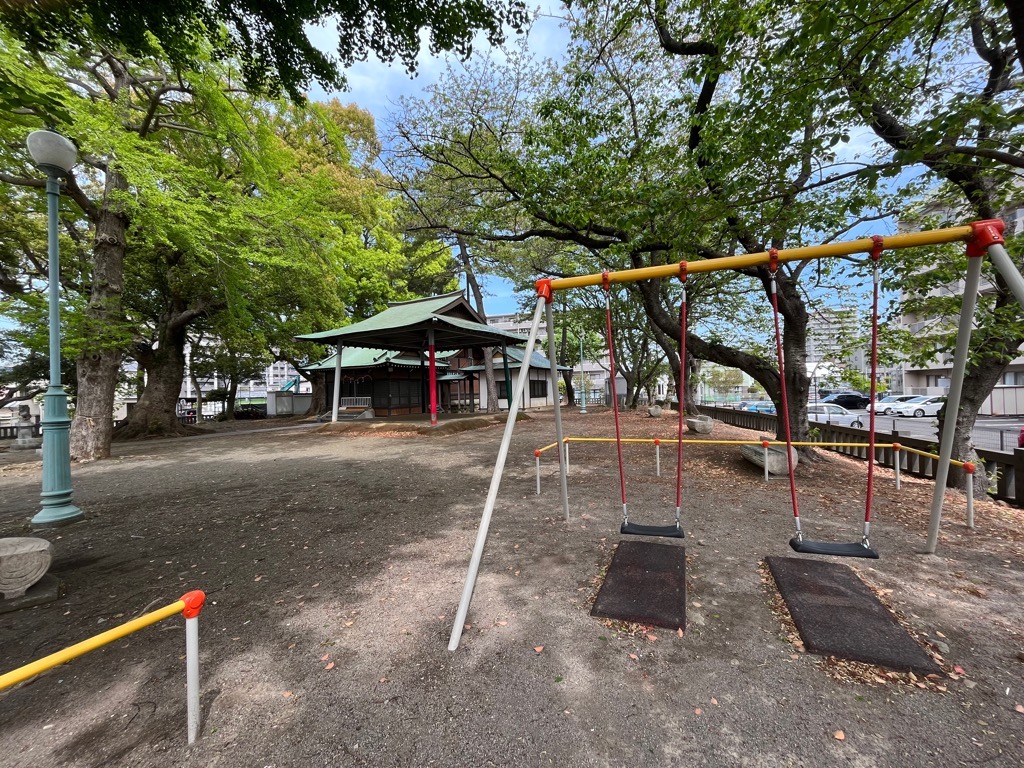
[[807, 403, 864, 428], [867, 394, 918, 415]]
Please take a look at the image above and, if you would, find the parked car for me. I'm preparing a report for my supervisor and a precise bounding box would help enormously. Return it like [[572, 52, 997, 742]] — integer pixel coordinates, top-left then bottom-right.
[[894, 395, 947, 417], [807, 403, 864, 428], [821, 392, 870, 410], [867, 394, 919, 415], [743, 401, 777, 414]]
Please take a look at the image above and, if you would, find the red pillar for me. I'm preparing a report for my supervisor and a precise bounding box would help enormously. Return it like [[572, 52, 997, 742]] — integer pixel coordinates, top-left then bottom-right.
[[429, 328, 438, 426]]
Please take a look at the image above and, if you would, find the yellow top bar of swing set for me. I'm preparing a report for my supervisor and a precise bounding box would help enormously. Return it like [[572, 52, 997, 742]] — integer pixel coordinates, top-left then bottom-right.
[[545, 226, 974, 292]]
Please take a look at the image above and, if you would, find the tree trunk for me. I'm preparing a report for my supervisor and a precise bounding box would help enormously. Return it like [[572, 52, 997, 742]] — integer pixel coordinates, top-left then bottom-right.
[[685, 356, 701, 414], [308, 371, 326, 416], [456, 236, 498, 413], [558, 322, 575, 406], [69, 173, 128, 461], [113, 309, 201, 440], [224, 373, 238, 419]]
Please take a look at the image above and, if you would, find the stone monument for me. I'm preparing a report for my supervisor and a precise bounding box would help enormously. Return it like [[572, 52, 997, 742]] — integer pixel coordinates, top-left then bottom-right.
[[10, 404, 42, 451]]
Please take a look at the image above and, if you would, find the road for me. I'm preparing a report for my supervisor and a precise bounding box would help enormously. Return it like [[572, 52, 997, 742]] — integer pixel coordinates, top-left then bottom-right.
[[849, 412, 1024, 453]]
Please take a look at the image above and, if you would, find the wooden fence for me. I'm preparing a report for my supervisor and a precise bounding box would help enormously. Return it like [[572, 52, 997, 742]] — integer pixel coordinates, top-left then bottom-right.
[[700, 405, 1024, 507]]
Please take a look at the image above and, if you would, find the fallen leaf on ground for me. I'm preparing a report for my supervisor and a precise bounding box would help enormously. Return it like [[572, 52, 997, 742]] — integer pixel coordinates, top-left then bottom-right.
[[1015, 704, 1024, 714], [677, 628, 683, 637], [694, 708, 702, 716], [711, 698, 719, 706], [834, 730, 845, 741], [325, 662, 335, 670], [497, 621, 508, 626], [321, 654, 330, 661], [646, 634, 658, 642], [629, 653, 639, 661], [534, 646, 544, 653], [282, 691, 293, 698]]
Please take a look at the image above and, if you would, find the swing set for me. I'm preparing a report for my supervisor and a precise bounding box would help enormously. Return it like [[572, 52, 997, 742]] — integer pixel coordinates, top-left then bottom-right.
[[448, 219, 1020, 651]]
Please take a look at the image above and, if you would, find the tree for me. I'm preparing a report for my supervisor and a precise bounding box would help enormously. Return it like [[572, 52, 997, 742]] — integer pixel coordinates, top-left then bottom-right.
[[705, 366, 743, 398], [387, 19, 868, 449], [1, 0, 529, 101], [760, 0, 1023, 488]]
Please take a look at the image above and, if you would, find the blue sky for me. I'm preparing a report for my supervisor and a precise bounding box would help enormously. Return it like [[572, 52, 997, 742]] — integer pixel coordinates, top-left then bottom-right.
[[304, 7, 571, 316]]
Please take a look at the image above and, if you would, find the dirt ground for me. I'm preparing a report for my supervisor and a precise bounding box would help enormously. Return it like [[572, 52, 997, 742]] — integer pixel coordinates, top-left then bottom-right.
[[1, 408, 1024, 767]]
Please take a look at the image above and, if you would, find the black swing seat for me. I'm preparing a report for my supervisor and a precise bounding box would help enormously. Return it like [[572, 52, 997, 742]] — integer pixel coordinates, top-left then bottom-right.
[[621, 521, 684, 539], [789, 537, 879, 559]]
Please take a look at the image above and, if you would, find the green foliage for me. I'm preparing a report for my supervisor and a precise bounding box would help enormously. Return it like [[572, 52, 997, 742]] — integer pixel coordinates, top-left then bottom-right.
[[2, 0, 529, 101]]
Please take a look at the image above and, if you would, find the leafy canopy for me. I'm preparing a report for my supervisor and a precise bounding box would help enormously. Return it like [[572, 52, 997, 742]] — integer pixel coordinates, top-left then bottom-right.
[[1, 0, 530, 100]]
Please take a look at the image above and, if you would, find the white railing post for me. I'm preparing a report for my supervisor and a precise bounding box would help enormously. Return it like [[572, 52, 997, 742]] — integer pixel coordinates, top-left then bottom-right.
[[181, 591, 206, 745], [655, 439, 661, 477], [894, 446, 902, 491], [965, 463, 975, 530], [535, 450, 541, 495]]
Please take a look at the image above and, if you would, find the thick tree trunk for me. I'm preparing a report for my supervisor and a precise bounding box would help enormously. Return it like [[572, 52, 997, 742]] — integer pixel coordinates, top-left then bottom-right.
[[113, 309, 201, 440], [308, 371, 326, 416], [69, 175, 128, 461], [685, 356, 701, 413]]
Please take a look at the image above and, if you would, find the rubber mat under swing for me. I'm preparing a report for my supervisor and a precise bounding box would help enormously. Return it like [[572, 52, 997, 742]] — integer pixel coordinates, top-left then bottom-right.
[[766, 556, 940, 675], [591, 541, 686, 629]]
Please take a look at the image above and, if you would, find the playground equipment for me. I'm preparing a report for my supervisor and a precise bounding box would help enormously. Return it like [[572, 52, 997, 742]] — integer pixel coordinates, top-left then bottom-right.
[[0, 590, 207, 744], [602, 269, 687, 538], [448, 220, 1016, 651]]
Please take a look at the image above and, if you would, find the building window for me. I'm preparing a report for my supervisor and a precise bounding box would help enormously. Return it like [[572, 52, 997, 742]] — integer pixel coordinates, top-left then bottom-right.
[[529, 379, 547, 398], [497, 381, 509, 400]]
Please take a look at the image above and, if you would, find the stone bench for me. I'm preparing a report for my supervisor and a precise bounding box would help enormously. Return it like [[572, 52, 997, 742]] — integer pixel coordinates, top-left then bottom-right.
[[740, 437, 799, 476], [685, 415, 714, 434], [0, 537, 53, 599]]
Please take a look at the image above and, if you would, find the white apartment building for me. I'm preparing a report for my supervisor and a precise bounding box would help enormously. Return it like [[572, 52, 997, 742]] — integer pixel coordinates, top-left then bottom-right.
[[899, 205, 1024, 414]]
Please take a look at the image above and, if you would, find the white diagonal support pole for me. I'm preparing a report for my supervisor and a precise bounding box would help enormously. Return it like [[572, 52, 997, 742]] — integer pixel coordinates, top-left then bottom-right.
[[925, 246, 984, 553], [449, 298, 546, 651]]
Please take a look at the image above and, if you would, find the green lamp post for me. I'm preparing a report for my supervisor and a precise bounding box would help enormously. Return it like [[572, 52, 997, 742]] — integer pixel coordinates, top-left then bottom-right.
[[27, 129, 83, 528]]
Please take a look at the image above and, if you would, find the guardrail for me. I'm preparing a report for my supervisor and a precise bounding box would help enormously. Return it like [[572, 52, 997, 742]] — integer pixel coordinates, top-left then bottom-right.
[[699, 405, 1021, 506], [0, 590, 207, 744], [535, 435, 980, 527]]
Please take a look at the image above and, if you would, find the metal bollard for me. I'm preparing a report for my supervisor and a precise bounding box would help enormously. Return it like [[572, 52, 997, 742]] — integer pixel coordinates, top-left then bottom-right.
[[655, 439, 661, 477], [564, 440, 570, 473], [535, 449, 541, 495], [762, 441, 770, 482]]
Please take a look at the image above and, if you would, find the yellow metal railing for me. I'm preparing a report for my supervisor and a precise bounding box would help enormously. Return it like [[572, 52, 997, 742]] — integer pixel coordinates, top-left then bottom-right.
[[0, 590, 206, 744]]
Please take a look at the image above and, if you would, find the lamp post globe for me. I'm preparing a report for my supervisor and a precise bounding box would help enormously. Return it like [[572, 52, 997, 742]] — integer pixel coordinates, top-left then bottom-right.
[[27, 129, 83, 527]]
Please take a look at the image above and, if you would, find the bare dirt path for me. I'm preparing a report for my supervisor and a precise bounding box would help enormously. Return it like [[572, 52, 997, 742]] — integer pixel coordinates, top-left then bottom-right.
[[1, 409, 1023, 767]]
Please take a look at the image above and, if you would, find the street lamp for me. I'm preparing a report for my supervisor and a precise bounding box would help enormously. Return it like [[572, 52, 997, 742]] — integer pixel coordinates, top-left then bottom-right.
[[26, 129, 83, 528]]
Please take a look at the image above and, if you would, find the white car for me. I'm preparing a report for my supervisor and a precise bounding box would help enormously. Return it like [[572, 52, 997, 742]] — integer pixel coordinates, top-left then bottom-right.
[[894, 395, 947, 418], [807, 403, 864, 428], [867, 395, 919, 415]]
